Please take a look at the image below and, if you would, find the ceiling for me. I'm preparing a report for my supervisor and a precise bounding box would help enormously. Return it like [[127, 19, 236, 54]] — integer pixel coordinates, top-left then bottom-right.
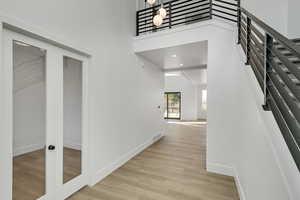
[[137, 41, 208, 85]]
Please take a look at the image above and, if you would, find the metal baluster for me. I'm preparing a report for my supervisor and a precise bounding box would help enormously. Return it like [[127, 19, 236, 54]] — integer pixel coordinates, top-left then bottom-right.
[[136, 11, 139, 36], [209, 0, 213, 19], [245, 17, 251, 65], [262, 33, 273, 111], [152, 6, 156, 32], [237, 0, 241, 44], [169, 2, 172, 29]]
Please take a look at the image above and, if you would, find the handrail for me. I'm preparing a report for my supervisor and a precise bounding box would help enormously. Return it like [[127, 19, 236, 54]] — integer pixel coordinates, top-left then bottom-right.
[[240, 8, 300, 58], [239, 7, 300, 171]]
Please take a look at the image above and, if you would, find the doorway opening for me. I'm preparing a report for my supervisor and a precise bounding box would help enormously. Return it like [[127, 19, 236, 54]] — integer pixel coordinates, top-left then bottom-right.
[[164, 92, 181, 120]]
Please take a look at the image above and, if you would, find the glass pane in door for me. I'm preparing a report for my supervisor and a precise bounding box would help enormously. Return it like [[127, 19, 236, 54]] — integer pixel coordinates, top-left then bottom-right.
[[63, 56, 82, 183], [167, 93, 181, 119], [164, 93, 168, 118], [13, 41, 46, 200]]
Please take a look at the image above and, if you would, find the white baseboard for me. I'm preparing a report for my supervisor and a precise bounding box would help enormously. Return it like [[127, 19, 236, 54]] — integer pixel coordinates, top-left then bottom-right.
[[233, 168, 246, 200], [207, 162, 246, 200], [14, 143, 44, 157], [207, 162, 235, 177], [90, 133, 164, 186], [64, 141, 81, 150]]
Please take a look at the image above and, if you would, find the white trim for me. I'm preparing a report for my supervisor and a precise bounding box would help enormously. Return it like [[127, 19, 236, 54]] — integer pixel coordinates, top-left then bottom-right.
[[134, 18, 235, 41], [233, 167, 246, 200], [13, 143, 45, 157], [90, 134, 164, 186], [64, 141, 82, 151], [0, 11, 92, 57], [206, 162, 235, 177], [206, 163, 246, 200]]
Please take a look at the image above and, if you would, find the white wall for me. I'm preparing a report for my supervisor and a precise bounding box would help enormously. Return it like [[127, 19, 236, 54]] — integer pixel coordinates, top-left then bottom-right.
[[196, 84, 207, 120], [134, 20, 300, 200], [242, 0, 300, 39], [165, 75, 197, 120], [287, 0, 300, 38], [0, 1, 165, 198], [241, 0, 289, 36]]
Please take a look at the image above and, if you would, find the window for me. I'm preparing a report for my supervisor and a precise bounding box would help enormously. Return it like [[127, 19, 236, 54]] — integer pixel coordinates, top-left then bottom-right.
[[202, 89, 207, 110], [164, 92, 181, 120]]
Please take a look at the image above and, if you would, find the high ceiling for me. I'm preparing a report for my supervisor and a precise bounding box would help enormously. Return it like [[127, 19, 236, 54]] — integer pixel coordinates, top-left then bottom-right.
[[137, 41, 208, 85]]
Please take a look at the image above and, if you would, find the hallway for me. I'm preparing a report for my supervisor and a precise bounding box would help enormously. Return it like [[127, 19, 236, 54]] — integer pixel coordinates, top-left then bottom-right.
[[69, 121, 239, 200]]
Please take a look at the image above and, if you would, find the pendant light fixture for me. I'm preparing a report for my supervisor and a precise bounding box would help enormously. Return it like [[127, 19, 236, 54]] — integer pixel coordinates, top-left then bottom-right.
[[153, 15, 163, 27], [158, 0, 167, 18], [147, 0, 166, 27], [158, 7, 167, 18], [147, 0, 156, 5]]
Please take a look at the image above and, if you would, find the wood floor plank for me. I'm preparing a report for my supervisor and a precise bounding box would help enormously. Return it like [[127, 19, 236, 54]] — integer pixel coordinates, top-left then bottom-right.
[[13, 148, 81, 200], [69, 121, 240, 200]]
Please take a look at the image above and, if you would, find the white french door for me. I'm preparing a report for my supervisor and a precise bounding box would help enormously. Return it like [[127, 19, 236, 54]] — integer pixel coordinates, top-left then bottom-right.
[[2, 29, 89, 200]]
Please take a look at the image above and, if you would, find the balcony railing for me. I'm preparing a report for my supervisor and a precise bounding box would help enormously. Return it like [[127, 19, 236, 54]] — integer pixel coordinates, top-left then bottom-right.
[[136, 0, 239, 36]]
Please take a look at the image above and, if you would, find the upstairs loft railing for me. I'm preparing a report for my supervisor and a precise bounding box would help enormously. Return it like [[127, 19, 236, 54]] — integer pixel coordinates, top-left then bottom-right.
[[239, 8, 300, 171], [136, 0, 239, 36], [136, 0, 300, 172]]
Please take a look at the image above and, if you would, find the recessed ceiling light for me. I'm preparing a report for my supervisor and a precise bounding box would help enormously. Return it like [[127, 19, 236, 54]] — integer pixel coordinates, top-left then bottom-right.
[[171, 54, 177, 58], [165, 72, 181, 77], [15, 41, 30, 47], [180, 64, 184, 67]]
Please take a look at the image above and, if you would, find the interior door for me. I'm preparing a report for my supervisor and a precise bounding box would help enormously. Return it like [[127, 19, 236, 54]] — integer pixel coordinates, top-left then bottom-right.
[[58, 51, 89, 199], [3, 29, 89, 200], [4, 29, 60, 200]]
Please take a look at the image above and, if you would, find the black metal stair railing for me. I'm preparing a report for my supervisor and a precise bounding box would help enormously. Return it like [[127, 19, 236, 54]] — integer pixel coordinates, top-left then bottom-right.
[[239, 8, 300, 171], [136, 0, 239, 36]]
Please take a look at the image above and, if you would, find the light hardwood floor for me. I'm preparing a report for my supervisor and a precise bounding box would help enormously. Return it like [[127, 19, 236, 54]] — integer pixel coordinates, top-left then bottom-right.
[[13, 147, 81, 200], [68, 121, 240, 200]]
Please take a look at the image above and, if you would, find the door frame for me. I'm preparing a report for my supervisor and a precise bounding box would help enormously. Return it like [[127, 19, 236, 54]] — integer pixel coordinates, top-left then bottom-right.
[[164, 92, 182, 120], [1, 29, 90, 200], [59, 49, 90, 199]]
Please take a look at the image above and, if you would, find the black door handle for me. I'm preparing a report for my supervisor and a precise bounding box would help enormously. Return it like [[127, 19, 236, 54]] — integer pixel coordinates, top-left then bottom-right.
[[48, 145, 56, 151]]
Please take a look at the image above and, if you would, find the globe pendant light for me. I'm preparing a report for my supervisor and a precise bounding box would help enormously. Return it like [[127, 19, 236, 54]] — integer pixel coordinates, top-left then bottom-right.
[[147, 0, 156, 5], [153, 15, 163, 27], [158, 7, 167, 18]]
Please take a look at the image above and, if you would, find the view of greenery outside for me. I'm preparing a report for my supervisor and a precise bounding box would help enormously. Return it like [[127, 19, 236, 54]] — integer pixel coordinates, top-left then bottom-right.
[[164, 92, 181, 119]]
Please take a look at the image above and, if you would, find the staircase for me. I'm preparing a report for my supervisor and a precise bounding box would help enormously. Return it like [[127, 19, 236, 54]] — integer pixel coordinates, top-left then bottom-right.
[[239, 7, 300, 171]]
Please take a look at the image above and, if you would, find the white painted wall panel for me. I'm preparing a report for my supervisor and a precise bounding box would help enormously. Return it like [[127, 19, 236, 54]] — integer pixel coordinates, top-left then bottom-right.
[[287, 0, 300, 38], [241, 0, 288, 36], [196, 84, 207, 120]]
